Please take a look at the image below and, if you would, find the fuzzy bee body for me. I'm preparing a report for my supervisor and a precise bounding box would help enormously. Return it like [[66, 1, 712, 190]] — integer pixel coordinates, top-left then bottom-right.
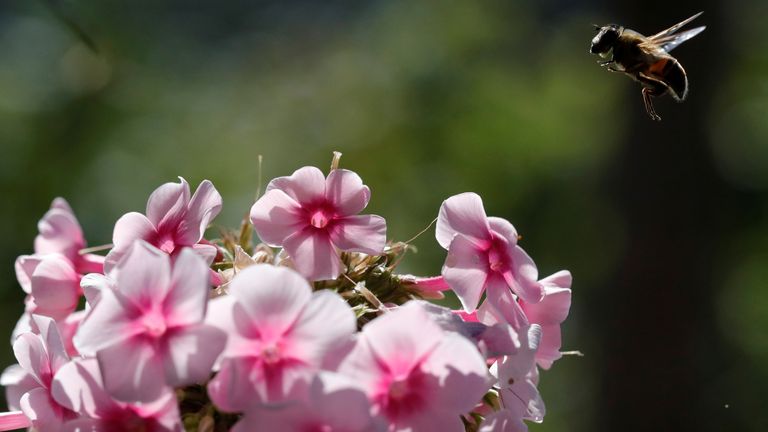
[[590, 12, 705, 121]]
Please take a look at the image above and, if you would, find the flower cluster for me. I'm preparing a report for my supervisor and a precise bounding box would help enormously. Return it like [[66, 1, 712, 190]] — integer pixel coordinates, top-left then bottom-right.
[[1, 155, 572, 432]]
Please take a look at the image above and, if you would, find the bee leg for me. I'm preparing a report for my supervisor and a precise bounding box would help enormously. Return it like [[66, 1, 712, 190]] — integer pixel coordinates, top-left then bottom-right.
[[641, 87, 662, 121]]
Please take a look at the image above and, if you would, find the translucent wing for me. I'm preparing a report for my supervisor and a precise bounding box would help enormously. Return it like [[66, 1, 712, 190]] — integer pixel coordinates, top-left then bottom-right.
[[652, 26, 706, 53], [650, 11, 703, 40]]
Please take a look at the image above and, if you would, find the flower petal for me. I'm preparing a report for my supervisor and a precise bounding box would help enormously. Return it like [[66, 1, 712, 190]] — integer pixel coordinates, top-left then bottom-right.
[[533, 324, 562, 370], [207, 357, 259, 412], [20, 387, 63, 431], [0, 411, 31, 430], [287, 290, 356, 365], [80, 273, 115, 307], [146, 178, 190, 229], [176, 180, 222, 245], [249, 190, 305, 247], [77, 253, 105, 275], [114, 241, 171, 308], [162, 324, 227, 387], [106, 212, 157, 272], [363, 302, 443, 375], [507, 246, 542, 304], [479, 409, 527, 432], [51, 358, 118, 418], [13, 334, 49, 388], [73, 289, 142, 356], [205, 296, 250, 358], [1, 365, 38, 411], [485, 276, 529, 329], [488, 217, 518, 245], [436, 192, 491, 249], [29, 257, 80, 320], [164, 248, 209, 327], [496, 325, 541, 386], [31, 315, 69, 373], [442, 234, 489, 313], [521, 276, 571, 325], [421, 332, 490, 413], [325, 169, 371, 216], [266, 166, 326, 205], [97, 336, 167, 403], [283, 229, 343, 281], [329, 215, 386, 255], [228, 265, 312, 339], [34, 199, 84, 260], [15, 255, 42, 294]]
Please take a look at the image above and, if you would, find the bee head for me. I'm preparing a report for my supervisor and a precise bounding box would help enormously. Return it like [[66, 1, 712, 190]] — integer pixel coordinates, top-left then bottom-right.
[[590, 24, 621, 54]]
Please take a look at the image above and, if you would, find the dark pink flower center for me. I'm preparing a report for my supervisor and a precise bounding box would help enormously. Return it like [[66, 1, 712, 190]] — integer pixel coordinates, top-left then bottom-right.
[[156, 233, 176, 254], [486, 235, 511, 274], [261, 343, 282, 365], [141, 311, 168, 338], [377, 367, 428, 420], [310, 209, 331, 229]]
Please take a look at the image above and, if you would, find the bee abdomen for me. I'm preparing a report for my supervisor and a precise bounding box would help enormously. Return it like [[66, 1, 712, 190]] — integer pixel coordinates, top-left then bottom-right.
[[650, 58, 688, 101]]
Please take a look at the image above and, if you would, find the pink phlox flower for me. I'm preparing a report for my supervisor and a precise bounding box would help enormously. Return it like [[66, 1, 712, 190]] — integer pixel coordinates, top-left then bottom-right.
[[15, 254, 80, 321], [105, 178, 222, 272], [250, 166, 386, 281], [206, 264, 356, 412], [74, 241, 227, 403], [232, 372, 378, 432], [337, 301, 491, 432], [7, 315, 76, 431], [11, 311, 86, 360], [51, 358, 182, 432], [487, 325, 545, 431], [519, 271, 572, 369], [15, 198, 103, 321], [437, 193, 543, 326]]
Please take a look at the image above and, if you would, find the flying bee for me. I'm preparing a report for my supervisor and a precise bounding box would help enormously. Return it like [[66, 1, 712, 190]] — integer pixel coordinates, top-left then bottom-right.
[[590, 12, 705, 121]]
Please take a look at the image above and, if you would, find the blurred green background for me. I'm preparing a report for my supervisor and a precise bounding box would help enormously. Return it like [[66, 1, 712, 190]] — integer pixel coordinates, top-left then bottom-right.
[[1, 0, 766, 430]]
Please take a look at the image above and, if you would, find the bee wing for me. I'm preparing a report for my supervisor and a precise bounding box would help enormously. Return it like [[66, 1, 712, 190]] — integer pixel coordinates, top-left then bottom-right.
[[652, 26, 706, 53], [650, 11, 703, 40]]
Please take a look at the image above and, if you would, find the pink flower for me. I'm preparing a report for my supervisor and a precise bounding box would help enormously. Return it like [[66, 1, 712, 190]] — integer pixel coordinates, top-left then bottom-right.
[[519, 271, 572, 369], [206, 264, 356, 411], [74, 241, 227, 403], [232, 372, 376, 432], [15, 198, 104, 321], [488, 325, 545, 432], [15, 255, 80, 321], [250, 166, 386, 281], [105, 178, 222, 272], [437, 193, 542, 325], [51, 358, 182, 432], [8, 315, 76, 431], [337, 301, 491, 431], [28, 198, 104, 274]]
